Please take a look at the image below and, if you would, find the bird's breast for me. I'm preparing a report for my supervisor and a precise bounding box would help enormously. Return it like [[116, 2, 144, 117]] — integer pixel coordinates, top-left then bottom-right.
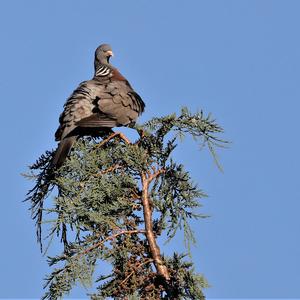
[[111, 68, 128, 81]]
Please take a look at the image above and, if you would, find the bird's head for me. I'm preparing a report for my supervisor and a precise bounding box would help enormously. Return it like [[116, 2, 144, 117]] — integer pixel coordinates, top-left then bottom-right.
[[94, 44, 114, 68]]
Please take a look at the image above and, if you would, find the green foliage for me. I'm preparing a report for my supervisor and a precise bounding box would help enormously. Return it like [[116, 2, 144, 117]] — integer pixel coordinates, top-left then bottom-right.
[[25, 108, 226, 299]]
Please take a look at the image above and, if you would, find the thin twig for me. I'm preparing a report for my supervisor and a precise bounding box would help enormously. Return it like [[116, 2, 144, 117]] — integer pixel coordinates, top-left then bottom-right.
[[120, 258, 153, 286], [79, 229, 145, 257], [147, 168, 165, 183], [97, 132, 131, 147], [96, 164, 122, 176]]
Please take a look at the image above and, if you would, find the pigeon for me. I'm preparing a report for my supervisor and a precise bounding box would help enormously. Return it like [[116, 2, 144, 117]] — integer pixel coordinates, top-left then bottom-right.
[[52, 44, 145, 168]]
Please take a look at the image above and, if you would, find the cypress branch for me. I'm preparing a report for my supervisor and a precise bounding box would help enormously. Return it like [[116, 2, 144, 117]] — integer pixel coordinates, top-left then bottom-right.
[[24, 108, 226, 299]]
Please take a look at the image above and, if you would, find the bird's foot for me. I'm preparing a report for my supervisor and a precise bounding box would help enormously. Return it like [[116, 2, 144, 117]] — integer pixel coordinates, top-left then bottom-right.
[[137, 129, 145, 139], [134, 129, 145, 145]]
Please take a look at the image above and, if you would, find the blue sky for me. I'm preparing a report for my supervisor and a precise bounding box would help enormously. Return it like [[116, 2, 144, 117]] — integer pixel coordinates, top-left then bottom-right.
[[0, 0, 299, 298]]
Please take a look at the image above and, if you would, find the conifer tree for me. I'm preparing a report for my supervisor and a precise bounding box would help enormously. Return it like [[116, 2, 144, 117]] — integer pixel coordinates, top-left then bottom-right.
[[25, 108, 226, 300]]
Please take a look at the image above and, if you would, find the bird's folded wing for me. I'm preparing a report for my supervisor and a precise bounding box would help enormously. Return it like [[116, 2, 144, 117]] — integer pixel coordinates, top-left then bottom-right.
[[75, 113, 118, 127]]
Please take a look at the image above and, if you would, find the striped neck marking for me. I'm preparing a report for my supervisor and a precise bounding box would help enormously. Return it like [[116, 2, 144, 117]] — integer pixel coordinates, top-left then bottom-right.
[[96, 65, 111, 77]]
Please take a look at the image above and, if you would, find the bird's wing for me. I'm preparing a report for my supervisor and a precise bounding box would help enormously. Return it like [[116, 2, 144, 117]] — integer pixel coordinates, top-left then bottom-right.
[[75, 113, 117, 127], [95, 78, 145, 126], [55, 81, 95, 141], [55, 71, 145, 141]]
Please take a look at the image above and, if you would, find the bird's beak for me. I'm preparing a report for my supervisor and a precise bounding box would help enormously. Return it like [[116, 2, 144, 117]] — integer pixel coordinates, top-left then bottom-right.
[[106, 50, 114, 57]]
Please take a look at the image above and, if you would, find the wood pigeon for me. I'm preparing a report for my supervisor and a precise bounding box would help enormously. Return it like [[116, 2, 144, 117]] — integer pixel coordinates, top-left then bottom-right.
[[53, 44, 145, 168]]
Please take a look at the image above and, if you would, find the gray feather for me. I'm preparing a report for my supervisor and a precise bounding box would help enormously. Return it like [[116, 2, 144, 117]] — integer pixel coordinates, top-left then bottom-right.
[[52, 136, 76, 169], [53, 44, 145, 168]]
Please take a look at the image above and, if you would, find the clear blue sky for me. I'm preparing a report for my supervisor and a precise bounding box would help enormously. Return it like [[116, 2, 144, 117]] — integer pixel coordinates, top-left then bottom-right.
[[0, 0, 299, 298]]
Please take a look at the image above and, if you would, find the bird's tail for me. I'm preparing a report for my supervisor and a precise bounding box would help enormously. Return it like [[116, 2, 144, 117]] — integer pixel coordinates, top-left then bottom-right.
[[52, 136, 77, 169]]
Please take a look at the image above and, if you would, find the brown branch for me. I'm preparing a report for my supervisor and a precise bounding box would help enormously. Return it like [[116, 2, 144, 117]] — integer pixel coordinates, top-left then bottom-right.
[[131, 189, 141, 200], [147, 168, 165, 183], [120, 258, 153, 286], [141, 171, 170, 281], [78, 229, 145, 258], [97, 132, 131, 147], [96, 164, 122, 176]]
